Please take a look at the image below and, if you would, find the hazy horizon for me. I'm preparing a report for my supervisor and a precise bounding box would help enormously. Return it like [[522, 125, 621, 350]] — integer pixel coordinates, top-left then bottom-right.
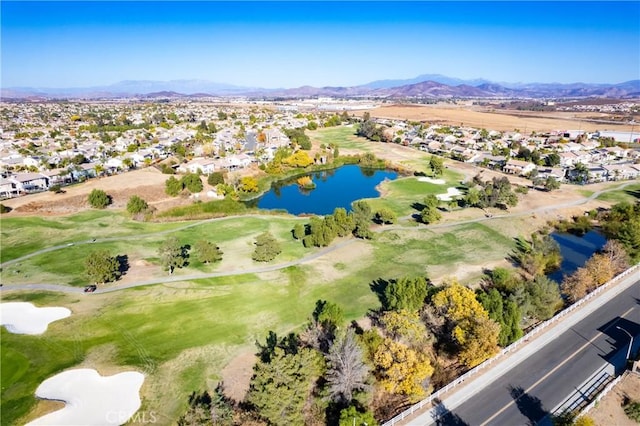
[[2, 1, 639, 89]]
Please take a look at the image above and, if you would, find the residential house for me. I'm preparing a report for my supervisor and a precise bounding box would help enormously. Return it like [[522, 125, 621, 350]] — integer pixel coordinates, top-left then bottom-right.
[[503, 159, 536, 176]]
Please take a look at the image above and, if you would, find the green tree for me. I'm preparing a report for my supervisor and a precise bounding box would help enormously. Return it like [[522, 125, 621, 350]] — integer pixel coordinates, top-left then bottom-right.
[[420, 205, 442, 224], [246, 347, 322, 425], [158, 236, 187, 274], [293, 223, 305, 240], [624, 400, 640, 422], [165, 176, 183, 196], [544, 176, 561, 191], [352, 201, 373, 239], [375, 208, 397, 225], [429, 155, 445, 176], [181, 173, 203, 193], [194, 240, 223, 264], [177, 386, 233, 426], [126, 195, 148, 215], [313, 300, 345, 332], [85, 250, 120, 284], [207, 171, 225, 186], [383, 276, 429, 312], [338, 405, 378, 426], [252, 232, 281, 262], [87, 189, 111, 209]]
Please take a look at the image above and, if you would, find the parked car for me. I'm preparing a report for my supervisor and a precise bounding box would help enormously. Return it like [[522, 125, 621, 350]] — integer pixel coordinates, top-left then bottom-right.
[[84, 285, 97, 293]]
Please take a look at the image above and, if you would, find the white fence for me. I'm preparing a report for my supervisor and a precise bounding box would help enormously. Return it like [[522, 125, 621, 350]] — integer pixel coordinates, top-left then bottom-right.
[[382, 264, 640, 426]]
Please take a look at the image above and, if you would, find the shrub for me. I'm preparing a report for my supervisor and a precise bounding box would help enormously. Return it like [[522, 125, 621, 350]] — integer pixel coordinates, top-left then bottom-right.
[[0, 203, 12, 214], [127, 195, 148, 215], [181, 173, 203, 193], [207, 171, 225, 186], [87, 189, 111, 209], [624, 400, 640, 422]]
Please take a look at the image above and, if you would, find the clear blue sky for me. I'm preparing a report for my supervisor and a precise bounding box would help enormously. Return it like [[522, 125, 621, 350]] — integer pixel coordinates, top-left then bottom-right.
[[2, 1, 639, 88]]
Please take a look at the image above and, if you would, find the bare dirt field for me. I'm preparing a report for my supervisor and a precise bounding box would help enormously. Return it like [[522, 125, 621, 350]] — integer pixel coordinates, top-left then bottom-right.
[[587, 372, 640, 426], [364, 104, 637, 133]]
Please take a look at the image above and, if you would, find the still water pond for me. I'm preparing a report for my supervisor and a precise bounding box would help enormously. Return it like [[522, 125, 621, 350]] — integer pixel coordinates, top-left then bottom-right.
[[548, 230, 607, 283], [251, 165, 398, 215]]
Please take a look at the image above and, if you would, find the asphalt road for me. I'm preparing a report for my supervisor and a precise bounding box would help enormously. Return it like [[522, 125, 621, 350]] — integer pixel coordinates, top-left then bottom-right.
[[438, 280, 640, 426]]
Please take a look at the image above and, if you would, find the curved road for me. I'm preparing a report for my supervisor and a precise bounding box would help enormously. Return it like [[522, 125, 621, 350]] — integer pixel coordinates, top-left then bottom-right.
[[1, 181, 635, 295]]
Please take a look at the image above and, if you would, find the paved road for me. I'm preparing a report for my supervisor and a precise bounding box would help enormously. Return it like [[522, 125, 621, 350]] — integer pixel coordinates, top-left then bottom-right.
[[406, 278, 640, 426]]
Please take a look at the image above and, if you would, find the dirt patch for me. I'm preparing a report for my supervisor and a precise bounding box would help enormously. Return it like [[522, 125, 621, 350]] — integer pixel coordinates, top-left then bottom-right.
[[587, 372, 640, 426], [363, 104, 637, 133], [2, 168, 178, 216], [219, 350, 258, 403]]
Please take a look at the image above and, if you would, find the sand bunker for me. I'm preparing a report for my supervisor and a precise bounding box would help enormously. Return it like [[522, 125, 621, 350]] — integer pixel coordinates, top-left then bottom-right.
[[417, 177, 446, 184], [0, 302, 71, 335], [27, 369, 145, 426], [436, 187, 463, 201]]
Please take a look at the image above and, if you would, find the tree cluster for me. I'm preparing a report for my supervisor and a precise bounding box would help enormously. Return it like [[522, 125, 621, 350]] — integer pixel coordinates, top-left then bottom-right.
[[251, 231, 281, 262], [356, 112, 385, 142], [297, 203, 374, 248], [512, 232, 562, 276], [464, 175, 519, 210], [284, 127, 312, 150], [165, 173, 203, 196], [601, 201, 640, 261]]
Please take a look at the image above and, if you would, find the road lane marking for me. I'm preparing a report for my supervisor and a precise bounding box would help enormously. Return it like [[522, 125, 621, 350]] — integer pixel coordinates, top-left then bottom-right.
[[479, 306, 635, 426]]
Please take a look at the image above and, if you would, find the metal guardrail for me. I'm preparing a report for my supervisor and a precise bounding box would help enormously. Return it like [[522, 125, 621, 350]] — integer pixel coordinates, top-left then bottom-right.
[[382, 264, 640, 426]]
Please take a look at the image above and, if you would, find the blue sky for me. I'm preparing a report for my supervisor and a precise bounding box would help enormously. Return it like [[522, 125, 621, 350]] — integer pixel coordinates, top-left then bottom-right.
[[2, 1, 639, 88]]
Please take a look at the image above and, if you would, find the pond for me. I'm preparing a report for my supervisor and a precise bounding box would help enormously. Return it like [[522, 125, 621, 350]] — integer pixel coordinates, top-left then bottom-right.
[[548, 230, 607, 283], [250, 165, 398, 215]]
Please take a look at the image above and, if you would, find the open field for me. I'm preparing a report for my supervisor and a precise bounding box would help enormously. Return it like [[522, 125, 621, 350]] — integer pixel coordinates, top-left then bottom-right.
[[362, 104, 638, 133], [3, 125, 639, 425]]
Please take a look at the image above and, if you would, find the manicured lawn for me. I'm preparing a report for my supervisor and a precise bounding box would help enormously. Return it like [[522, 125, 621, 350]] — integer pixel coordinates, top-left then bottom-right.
[[596, 182, 640, 204], [308, 125, 371, 151], [0, 211, 188, 263], [1, 264, 376, 425], [366, 169, 466, 217], [1, 215, 313, 286]]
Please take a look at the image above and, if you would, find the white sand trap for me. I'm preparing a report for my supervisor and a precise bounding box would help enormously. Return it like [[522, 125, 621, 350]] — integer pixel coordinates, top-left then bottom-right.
[[417, 177, 446, 184], [27, 369, 145, 426], [436, 187, 463, 201], [0, 302, 71, 335]]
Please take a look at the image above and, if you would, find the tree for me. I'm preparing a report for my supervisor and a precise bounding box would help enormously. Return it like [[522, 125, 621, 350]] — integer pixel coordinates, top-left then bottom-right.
[[126, 195, 148, 215], [326, 329, 370, 404], [383, 276, 429, 312], [338, 405, 378, 426], [85, 250, 120, 284], [478, 289, 522, 346], [455, 315, 500, 367], [182, 173, 203, 193], [194, 240, 223, 264], [624, 400, 640, 423], [165, 176, 183, 196], [87, 189, 111, 209], [252, 232, 281, 262], [420, 205, 442, 224], [239, 176, 259, 193], [512, 275, 563, 322], [375, 208, 397, 224], [429, 155, 444, 176], [352, 201, 373, 239], [544, 176, 561, 191], [246, 348, 322, 425], [373, 337, 434, 400], [380, 309, 429, 347], [177, 386, 234, 426], [207, 172, 225, 186], [159, 236, 187, 274], [293, 223, 305, 240], [545, 152, 561, 167]]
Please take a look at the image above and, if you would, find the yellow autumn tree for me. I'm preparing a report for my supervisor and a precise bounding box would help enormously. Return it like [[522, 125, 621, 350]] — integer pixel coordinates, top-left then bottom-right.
[[282, 151, 313, 168], [432, 281, 500, 368], [380, 309, 429, 348], [373, 337, 434, 401]]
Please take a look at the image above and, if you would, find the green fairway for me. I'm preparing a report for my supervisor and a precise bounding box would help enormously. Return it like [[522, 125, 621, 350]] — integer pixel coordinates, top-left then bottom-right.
[[1, 215, 312, 286], [0, 265, 377, 425], [308, 125, 373, 151], [366, 170, 466, 217], [596, 182, 640, 203]]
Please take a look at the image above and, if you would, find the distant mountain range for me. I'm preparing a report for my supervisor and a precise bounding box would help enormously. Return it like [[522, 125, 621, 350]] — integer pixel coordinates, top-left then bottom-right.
[[2, 75, 639, 100]]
